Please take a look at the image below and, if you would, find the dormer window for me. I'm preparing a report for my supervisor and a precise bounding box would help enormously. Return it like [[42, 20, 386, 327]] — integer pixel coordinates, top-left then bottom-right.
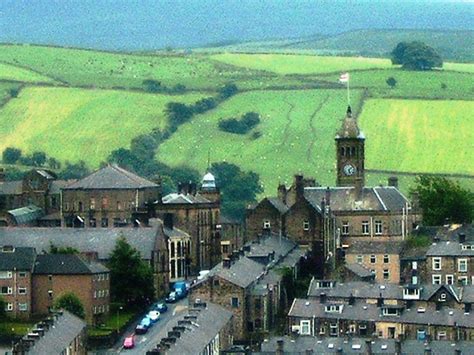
[[263, 220, 271, 229], [325, 304, 343, 313], [403, 287, 420, 300], [1, 246, 14, 253], [382, 307, 399, 316]]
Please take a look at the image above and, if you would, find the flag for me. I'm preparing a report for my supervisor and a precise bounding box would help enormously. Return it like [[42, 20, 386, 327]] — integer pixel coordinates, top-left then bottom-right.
[[339, 72, 349, 83]]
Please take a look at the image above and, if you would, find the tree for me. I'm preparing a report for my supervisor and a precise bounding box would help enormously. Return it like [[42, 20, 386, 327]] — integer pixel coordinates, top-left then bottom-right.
[[49, 243, 78, 254], [386, 77, 397, 88], [391, 41, 443, 71], [130, 134, 158, 162], [2, 147, 22, 164], [58, 161, 90, 179], [48, 157, 61, 170], [192, 97, 217, 114], [210, 162, 263, 220], [411, 176, 473, 225], [54, 292, 85, 319], [108, 236, 154, 305], [165, 102, 194, 129], [107, 148, 138, 170], [218, 83, 238, 99], [8, 88, 20, 98], [31, 151, 47, 166], [142, 79, 162, 93]]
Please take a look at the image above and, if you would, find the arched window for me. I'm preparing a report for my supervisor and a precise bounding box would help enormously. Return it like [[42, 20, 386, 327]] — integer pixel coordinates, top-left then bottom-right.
[[340, 147, 345, 156], [351, 147, 356, 156]]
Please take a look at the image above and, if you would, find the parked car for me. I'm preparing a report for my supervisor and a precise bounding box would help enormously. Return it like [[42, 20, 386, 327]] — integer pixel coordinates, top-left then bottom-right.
[[135, 324, 148, 335], [147, 310, 160, 322], [166, 291, 178, 303], [197, 270, 210, 280], [123, 335, 135, 349], [154, 302, 168, 313], [140, 316, 152, 329]]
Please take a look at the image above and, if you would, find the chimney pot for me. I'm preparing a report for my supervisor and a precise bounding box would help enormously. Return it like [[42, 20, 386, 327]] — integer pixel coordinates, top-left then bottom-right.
[[388, 176, 399, 188]]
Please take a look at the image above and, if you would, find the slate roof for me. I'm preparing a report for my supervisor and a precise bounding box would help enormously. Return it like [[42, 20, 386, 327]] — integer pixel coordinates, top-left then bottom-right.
[[63, 164, 158, 190], [307, 280, 466, 303], [20, 310, 86, 355], [34, 254, 108, 275], [162, 193, 212, 204], [7, 205, 43, 225], [147, 302, 233, 355], [304, 186, 409, 212], [245, 235, 296, 262], [426, 241, 474, 257], [0, 246, 36, 271], [247, 197, 289, 214], [50, 180, 75, 194], [345, 241, 404, 255], [209, 256, 265, 289], [289, 298, 474, 328], [0, 181, 22, 195], [0, 226, 161, 260], [260, 336, 396, 354], [344, 263, 374, 278]]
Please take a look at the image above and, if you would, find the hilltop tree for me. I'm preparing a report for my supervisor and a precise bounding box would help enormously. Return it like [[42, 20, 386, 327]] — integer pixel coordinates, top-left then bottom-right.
[[2, 147, 22, 164], [54, 292, 85, 319], [391, 41, 443, 70], [386, 77, 397, 88], [31, 151, 47, 166], [108, 236, 154, 305], [411, 176, 473, 225]]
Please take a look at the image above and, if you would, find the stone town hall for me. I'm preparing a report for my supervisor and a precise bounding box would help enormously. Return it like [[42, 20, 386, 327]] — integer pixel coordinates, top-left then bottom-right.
[[246, 106, 421, 276]]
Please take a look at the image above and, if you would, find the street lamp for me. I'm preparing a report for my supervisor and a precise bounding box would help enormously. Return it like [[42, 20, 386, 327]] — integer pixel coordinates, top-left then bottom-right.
[[116, 306, 123, 334]]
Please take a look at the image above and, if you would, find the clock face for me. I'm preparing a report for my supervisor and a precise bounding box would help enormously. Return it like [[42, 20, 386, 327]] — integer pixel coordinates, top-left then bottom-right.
[[343, 164, 356, 176]]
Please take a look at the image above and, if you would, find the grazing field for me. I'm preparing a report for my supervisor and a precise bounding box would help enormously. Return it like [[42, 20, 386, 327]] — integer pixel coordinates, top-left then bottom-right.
[[210, 53, 393, 75], [0, 82, 22, 103], [359, 99, 474, 175], [0, 86, 204, 166], [321, 69, 474, 100], [157, 89, 365, 192], [0, 45, 307, 91], [0, 62, 56, 83]]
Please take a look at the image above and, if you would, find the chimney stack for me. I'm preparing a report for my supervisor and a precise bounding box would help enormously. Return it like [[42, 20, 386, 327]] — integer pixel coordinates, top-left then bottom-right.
[[223, 258, 231, 269], [295, 174, 304, 201], [459, 233, 466, 244], [278, 184, 287, 204], [325, 187, 331, 207], [276, 339, 284, 355], [365, 339, 372, 355], [355, 177, 363, 199], [319, 292, 327, 304], [163, 213, 174, 230], [388, 176, 399, 188]]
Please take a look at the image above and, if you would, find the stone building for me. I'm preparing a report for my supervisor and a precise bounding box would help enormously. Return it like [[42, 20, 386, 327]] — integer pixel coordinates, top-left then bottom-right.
[[146, 301, 233, 354], [0, 169, 72, 226], [218, 215, 244, 259], [32, 254, 110, 325], [155, 173, 221, 274], [12, 310, 87, 355], [61, 164, 160, 228], [344, 241, 404, 283]]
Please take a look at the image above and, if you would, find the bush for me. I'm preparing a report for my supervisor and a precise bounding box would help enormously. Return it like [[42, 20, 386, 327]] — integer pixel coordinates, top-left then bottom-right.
[[142, 79, 162, 93], [2, 147, 22, 164], [391, 41, 443, 70], [165, 102, 194, 129], [218, 83, 238, 99], [54, 292, 85, 319], [218, 112, 261, 134], [192, 97, 217, 114], [8, 88, 20, 98], [386, 77, 397, 88]]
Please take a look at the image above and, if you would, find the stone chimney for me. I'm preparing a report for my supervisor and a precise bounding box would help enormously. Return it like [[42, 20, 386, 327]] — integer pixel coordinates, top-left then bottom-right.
[[365, 339, 372, 355], [388, 176, 398, 188], [276, 339, 284, 355], [355, 177, 363, 199], [325, 187, 331, 208], [278, 184, 287, 204], [295, 174, 304, 201]]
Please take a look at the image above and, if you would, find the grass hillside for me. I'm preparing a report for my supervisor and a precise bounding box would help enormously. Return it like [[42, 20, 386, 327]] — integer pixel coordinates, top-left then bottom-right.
[[359, 99, 474, 175], [210, 53, 392, 75], [157, 89, 365, 191], [0, 62, 56, 83], [0, 87, 204, 166], [212, 29, 474, 62]]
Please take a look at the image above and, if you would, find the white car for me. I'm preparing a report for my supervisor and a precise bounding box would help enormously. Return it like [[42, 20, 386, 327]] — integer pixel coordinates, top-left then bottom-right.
[[147, 310, 160, 322]]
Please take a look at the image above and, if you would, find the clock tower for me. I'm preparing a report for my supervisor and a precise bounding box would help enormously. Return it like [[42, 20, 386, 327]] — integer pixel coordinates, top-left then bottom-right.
[[335, 106, 365, 187]]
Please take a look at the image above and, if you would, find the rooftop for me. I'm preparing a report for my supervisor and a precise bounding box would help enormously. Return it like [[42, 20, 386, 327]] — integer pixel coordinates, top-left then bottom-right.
[[63, 164, 158, 190], [0, 246, 36, 271], [34, 254, 108, 275]]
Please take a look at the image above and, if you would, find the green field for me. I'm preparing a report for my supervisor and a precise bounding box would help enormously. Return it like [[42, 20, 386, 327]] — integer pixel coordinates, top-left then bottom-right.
[[157, 89, 365, 191], [210, 53, 393, 75], [0, 87, 204, 166], [359, 99, 474, 175], [0, 62, 56, 83]]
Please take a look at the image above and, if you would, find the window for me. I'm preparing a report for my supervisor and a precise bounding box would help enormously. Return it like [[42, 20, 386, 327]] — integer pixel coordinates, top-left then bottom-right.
[[19, 271, 27, 278], [432, 275, 442, 285], [101, 218, 108, 227], [231, 297, 239, 308], [458, 259, 468, 272], [101, 197, 108, 210], [18, 303, 27, 311], [0, 271, 12, 279], [349, 324, 356, 333], [412, 261, 418, 270], [89, 198, 96, 210], [303, 220, 310, 231], [362, 221, 370, 235], [458, 276, 468, 285], [300, 320, 311, 335], [437, 331, 447, 340], [383, 255, 390, 263], [330, 323, 338, 336], [64, 202, 70, 211], [117, 201, 122, 211], [383, 269, 390, 280], [342, 222, 349, 235], [325, 304, 343, 313], [375, 220, 383, 235], [446, 275, 454, 285], [94, 291, 97, 299], [433, 257, 442, 271], [18, 287, 27, 295], [213, 279, 220, 287], [0, 287, 12, 295], [78, 201, 83, 212], [222, 244, 230, 254], [370, 255, 376, 264], [382, 308, 399, 316], [263, 220, 271, 229], [356, 255, 363, 264], [89, 218, 97, 228], [48, 290, 53, 299], [5, 303, 13, 311]]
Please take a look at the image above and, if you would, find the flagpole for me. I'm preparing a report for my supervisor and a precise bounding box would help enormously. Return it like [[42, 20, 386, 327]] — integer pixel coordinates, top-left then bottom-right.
[[347, 75, 350, 106]]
